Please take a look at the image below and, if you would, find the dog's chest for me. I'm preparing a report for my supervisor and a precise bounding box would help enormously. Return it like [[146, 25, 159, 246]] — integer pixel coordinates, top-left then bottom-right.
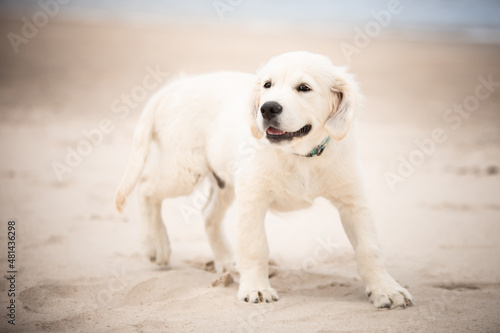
[[269, 163, 325, 212]]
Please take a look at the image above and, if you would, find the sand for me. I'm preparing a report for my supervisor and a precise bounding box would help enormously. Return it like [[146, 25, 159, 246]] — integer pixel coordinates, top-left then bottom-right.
[[0, 14, 499, 333]]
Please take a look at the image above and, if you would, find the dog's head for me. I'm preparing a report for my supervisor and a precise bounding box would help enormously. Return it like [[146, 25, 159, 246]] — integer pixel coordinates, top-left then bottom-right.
[[249, 51, 361, 155]]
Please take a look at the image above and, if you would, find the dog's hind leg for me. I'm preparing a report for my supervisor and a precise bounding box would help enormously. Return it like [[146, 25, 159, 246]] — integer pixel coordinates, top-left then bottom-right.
[[203, 173, 235, 273], [138, 165, 201, 266]]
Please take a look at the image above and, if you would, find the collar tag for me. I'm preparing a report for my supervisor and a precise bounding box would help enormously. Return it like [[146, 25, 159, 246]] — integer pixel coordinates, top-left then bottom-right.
[[306, 136, 331, 157]]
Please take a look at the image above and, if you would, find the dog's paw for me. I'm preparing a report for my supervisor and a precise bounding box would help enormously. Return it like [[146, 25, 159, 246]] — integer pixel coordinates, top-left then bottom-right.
[[144, 233, 171, 266], [238, 287, 279, 303], [366, 280, 415, 309]]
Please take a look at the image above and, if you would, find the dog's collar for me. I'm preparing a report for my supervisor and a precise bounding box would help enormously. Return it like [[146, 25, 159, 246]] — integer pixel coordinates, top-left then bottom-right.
[[304, 136, 331, 157]]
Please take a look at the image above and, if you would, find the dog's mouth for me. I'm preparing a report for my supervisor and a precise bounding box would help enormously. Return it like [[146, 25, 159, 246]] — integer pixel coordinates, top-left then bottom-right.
[[266, 124, 312, 142]]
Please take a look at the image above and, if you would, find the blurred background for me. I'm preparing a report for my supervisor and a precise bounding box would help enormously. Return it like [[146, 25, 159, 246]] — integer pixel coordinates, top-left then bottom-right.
[[2, 0, 500, 36], [0, 1, 499, 332]]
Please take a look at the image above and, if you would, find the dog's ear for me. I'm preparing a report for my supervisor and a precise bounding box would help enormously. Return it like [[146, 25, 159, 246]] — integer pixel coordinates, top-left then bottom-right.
[[248, 79, 264, 139], [324, 68, 361, 141]]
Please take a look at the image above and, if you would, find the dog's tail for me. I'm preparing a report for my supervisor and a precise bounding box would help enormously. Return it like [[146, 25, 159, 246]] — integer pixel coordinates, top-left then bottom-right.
[[114, 93, 162, 213]]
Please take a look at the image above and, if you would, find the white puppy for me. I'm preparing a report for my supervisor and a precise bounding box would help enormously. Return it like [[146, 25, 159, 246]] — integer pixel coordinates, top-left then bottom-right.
[[115, 51, 415, 309]]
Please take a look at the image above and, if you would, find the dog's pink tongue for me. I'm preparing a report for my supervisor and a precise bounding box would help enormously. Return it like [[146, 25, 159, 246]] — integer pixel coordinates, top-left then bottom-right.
[[267, 127, 286, 135]]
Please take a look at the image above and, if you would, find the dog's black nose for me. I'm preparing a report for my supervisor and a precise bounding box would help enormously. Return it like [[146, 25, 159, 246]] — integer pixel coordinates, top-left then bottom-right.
[[260, 101, 283, 121]]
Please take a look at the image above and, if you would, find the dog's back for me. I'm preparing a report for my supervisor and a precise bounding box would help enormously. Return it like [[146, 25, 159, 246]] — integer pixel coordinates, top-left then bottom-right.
[[115, 72, 255, 211]]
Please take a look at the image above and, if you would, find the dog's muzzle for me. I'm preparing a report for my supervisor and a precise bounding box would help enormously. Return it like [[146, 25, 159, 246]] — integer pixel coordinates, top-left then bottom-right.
[[260, 101, 312, 143]]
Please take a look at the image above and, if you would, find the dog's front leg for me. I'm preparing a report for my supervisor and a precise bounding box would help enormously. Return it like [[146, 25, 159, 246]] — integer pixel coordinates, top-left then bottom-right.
[[334, 194, 415, 309], [235, 191, 279, 303]]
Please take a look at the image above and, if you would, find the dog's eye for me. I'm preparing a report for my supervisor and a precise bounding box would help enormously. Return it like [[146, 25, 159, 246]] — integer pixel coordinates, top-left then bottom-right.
[[263, 81, 271, 89], [297, 84, 311, 92]]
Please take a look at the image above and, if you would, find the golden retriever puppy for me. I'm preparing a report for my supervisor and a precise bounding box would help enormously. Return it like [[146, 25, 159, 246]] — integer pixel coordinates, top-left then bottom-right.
[[115, 51, 415, 309]]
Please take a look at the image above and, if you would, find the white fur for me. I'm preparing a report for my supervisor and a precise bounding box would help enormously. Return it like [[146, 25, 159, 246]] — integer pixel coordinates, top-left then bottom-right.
[[114, 52, 414, 308]]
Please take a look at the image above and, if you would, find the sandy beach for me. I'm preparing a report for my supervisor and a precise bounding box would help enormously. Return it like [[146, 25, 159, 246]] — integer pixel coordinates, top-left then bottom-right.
[[0, 13, 500, 333]]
